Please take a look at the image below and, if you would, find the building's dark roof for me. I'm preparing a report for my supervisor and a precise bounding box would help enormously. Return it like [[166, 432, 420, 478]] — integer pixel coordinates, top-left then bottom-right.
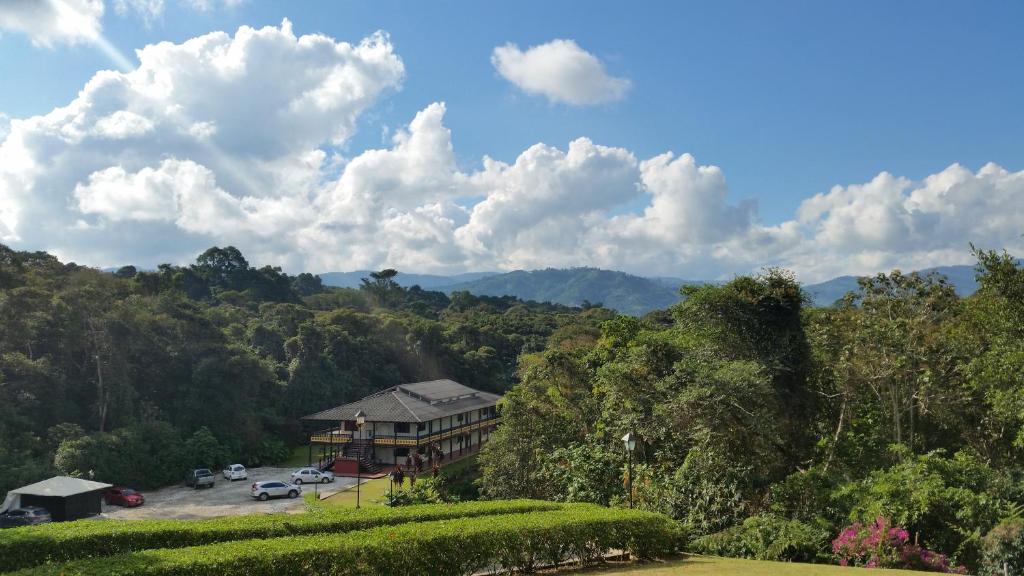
[[302, 379, 500, 423]]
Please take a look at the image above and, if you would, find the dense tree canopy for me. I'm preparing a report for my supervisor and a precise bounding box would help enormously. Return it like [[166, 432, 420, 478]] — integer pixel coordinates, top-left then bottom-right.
[[479, 250, 1024, 573], [0, 244, 605, 493]]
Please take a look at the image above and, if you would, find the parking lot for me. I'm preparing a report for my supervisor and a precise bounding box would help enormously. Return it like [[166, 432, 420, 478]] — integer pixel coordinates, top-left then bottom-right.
[[101, 467, 358, 520]]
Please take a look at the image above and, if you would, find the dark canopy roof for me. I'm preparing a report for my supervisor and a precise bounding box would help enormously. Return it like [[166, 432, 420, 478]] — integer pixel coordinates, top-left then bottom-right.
[[302, 379, 500, 423]]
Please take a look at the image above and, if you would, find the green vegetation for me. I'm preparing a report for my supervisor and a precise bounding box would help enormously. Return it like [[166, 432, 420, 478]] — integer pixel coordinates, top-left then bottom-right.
[[4, 240, 1024, 574], [318, 476, 392, 507], [480, 249, 1024, 573], [575, 556, 941, 575], [0, 499, 562, 572], [0, 244, 608, 494], [12, 507, 679, 576]]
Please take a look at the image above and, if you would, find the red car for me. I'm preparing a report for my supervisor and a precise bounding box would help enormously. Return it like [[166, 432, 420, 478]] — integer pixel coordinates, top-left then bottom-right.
[[103, 487, 145, 507]]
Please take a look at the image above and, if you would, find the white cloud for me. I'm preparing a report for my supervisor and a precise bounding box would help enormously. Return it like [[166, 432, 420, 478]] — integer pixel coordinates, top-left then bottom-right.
[[492, 39, 631, 105], [0, 19, 403, 267], [113, 0, 164, 24], [1, 21, 1021, 282], [182, 0, 244, 11], [0, 0, 104, 47]]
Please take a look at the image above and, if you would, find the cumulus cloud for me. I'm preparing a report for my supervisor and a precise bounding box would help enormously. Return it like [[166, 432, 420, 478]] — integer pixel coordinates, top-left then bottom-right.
[[0, 0, 104, 46], [0, 19, 403, 266], [1, 21, 1021, 282], [492, 39, 631, 105]]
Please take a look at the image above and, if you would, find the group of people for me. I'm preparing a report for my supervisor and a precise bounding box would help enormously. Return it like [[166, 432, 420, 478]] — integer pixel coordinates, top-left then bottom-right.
[[391, 442, 448, 487]]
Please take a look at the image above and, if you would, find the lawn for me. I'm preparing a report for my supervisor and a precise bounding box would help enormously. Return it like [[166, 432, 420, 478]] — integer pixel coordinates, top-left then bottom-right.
[[575, 556, 937, 575], [278, 445, 313, 468], [318, 476, 393, 507]]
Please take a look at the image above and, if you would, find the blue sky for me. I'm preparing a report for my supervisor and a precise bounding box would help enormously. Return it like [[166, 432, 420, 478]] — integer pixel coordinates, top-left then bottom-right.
[[0, 1, 1022, 280]]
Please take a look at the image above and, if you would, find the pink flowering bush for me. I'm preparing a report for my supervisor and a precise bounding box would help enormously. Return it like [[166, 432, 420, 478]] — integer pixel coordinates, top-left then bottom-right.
[[832, 517, 966, 573]]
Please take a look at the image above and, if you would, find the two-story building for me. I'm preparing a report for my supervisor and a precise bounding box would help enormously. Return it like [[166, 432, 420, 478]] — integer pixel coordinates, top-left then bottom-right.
[[302, 379, 501, 473]]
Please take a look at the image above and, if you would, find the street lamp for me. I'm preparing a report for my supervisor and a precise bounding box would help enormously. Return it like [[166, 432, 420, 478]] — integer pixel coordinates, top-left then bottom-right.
[[355, 410, 366, 509], [622, 432, 636, 509]]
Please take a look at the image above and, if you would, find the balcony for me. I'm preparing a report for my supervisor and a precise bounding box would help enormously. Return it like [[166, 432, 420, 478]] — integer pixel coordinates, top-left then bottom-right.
[[310, 415, 501, 446]]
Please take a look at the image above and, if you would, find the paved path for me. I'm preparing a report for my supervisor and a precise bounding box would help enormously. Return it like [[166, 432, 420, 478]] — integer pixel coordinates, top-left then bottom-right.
[[101, 467, 357, 520]]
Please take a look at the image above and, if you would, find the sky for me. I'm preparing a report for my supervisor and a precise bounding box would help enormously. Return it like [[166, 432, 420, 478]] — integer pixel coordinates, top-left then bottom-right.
[[0, 0, 1022, 282]]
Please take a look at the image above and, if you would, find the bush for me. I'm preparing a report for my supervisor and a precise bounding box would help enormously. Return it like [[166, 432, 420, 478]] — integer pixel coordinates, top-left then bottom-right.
[[384, 477, 445, 506], [691, 514, 830, 562], [832, 516, 966, 573], [15, 507, 681, 576], [833, 448, 1012, 570], [0, 499, 562, 572], [979, 518, 1024, 576]]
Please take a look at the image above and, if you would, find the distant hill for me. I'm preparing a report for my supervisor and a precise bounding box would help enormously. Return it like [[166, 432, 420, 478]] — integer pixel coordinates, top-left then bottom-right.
[[445, 268, 682, 316], [320, 270, 497, 290], [317, 264, 986, 315], [803, 265, 979, 307]]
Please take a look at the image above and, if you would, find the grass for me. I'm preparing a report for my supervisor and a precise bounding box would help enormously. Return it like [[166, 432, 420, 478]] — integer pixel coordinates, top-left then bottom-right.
[[442, 453, 478, 476], [278, 445, 312, 468], [318, 476, 392, 507], [573, 556, 939, 575]]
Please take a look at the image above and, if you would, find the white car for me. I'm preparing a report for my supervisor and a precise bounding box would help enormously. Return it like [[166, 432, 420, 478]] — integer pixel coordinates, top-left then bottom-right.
[[223, 464, 247, 481], [250, 481, 301, 501], [290, 468, 334, 484]]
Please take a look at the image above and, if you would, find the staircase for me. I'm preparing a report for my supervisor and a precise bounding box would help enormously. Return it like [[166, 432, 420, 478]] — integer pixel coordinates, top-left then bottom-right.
[[344, 439, 381, 474]]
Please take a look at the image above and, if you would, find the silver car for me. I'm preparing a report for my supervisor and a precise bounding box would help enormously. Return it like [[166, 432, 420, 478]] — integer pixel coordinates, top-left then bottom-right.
[[250, 480, 301, 501], [290, 467, 334, 484]]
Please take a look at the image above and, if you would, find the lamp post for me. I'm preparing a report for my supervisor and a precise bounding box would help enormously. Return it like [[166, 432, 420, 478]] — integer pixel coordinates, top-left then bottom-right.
[[355, 410, 366, 509], [622, 432, 636, 509]]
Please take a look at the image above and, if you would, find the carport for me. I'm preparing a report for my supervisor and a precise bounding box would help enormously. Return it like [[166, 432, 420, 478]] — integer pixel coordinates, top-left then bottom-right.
[[1, 476, 112, 521]]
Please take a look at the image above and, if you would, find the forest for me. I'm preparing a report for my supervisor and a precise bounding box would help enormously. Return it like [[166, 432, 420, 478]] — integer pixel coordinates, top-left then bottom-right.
[[478, 248, 1024, 574], [0, 245, 609, 494], [3, 243, 1024, 573]]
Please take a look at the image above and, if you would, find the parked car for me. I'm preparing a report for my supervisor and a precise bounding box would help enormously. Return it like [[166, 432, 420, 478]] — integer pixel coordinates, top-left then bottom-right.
[[250, 481, 301, 501], [222, 464, 248, 481], [185, 468, 216, 489], [103, 486, 145, 507], [0, 506, 52, 528], [290, 468, 334, 484]]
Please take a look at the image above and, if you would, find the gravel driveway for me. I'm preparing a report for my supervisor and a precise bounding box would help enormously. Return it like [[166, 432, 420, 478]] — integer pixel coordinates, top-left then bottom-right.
[[101, 467, 357, 520]]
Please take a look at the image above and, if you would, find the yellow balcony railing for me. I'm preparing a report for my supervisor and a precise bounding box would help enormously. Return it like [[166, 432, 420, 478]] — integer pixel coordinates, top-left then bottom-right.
[[309, 417, 500, 446]]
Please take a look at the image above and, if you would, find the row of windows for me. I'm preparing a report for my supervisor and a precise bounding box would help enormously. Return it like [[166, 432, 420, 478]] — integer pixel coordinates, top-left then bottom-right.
[[345, 406, 498, 435]]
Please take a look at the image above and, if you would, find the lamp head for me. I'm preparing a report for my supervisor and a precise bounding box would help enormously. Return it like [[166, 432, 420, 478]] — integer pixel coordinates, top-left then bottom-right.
[[355, 410, 366, 426], [622, 431, 636, 452]]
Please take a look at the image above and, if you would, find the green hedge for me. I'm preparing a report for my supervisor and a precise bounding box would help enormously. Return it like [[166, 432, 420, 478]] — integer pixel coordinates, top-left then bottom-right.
[[15, 507, 681, 576], [0, 499, 560, 572]]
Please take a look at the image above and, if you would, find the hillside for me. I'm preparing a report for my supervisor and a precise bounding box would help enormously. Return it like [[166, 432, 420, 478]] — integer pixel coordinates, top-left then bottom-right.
[[318, 265, 986, 314], [445, 268, 682, 316], [803, 265, 979, 306]]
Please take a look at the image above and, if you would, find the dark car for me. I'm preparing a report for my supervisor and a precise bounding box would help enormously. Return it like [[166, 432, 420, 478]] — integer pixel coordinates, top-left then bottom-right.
[[104, 486, 145, 507], [185, 468, 215, 489], [0, 506, 52, 528]]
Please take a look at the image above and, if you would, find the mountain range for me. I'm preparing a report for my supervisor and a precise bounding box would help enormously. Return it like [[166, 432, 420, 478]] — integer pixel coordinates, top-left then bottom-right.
[[320, 265, 981, 315]]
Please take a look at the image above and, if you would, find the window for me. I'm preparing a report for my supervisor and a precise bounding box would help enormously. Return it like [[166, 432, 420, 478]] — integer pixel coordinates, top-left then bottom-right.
[[395, 422, 410, 434], [417, 422, 427, 432], [457, 413, 464, 422]]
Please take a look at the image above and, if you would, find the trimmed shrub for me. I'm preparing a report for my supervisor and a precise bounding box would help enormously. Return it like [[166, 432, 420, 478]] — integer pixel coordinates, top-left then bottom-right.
[[691, 514, 830, 562], [14, 507, 681, 576], [0, 499, 561, 572], [979, 518, 1024, 576]]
